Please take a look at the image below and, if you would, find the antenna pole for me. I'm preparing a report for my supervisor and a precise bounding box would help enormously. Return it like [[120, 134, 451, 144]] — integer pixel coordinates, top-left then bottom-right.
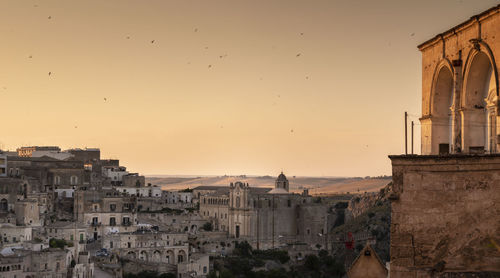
[[405, 112, 408, 155], [411, 121, 414, 155]]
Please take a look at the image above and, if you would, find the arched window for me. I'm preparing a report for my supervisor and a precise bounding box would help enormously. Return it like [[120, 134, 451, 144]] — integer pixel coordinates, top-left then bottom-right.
[[54, 176, 61, 185], [70, 176, 78, 185], [429, 64, 454, 154], [463, 51, 497, 153], [0, 199, 8, 211]]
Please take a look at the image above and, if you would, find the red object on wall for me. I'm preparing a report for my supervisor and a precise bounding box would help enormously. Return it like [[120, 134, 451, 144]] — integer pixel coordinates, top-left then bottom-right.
[[345, 232, 355, 249]]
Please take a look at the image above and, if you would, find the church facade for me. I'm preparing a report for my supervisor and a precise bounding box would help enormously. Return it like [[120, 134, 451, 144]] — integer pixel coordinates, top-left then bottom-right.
[[227, 173, 330, 250]]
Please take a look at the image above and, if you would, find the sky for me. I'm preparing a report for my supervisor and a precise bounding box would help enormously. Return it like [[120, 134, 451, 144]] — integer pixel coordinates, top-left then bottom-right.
[[0, 0, 498, 177]]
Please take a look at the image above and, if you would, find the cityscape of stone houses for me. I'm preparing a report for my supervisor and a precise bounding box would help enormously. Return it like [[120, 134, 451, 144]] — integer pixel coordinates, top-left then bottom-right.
[[0, 146, 355, 278]]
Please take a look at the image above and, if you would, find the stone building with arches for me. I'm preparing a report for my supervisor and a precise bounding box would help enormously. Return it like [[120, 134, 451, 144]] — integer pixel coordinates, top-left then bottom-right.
[[103, 230, 189, 265], [390, 5, 500, 278], [420, 5, 499, 155]]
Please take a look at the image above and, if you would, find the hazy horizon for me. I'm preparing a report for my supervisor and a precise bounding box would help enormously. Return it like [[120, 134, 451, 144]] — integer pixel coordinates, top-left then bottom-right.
[[1, 0, 498, 177]]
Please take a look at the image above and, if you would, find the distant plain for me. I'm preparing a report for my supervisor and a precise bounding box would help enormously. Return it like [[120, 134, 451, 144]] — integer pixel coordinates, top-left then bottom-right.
[[146, 175, 392, 195]]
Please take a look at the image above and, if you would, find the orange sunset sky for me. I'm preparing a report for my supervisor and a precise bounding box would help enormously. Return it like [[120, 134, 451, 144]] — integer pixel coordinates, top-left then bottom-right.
[[1, 0, 498, 176]]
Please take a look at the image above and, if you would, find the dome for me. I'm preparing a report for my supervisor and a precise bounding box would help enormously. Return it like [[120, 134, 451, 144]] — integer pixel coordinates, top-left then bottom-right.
[[277, 172, 287, 181]]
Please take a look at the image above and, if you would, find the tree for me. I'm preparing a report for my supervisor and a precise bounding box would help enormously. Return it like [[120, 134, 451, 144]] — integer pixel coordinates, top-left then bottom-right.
[[49, 238, 69, 249], [318, 249, 328, 258], [233, 241, 252, 257], [202, 222, 213, 231], [304, 255, 320, 271], [158, 273, 176, 278]]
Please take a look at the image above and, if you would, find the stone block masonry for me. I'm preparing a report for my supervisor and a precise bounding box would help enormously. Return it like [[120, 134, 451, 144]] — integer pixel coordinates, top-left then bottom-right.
[[389, 154, 500, 278]]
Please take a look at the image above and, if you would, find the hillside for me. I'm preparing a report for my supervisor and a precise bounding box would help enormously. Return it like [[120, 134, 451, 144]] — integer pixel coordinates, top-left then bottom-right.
[[330, 183, 393, 265]]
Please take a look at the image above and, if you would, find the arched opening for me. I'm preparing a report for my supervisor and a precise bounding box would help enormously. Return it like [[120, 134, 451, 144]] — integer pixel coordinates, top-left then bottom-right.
[[177, 250, 186, 263], [0, 199, 8, 211], [166, 250, 175, 264], [139, 251, 148, 261], [70, 176, 78, 185], [430, 65, 454, 154], [463, 51, 497, 153], [126, 251, 136, 259], [152, 250, 162, 262]]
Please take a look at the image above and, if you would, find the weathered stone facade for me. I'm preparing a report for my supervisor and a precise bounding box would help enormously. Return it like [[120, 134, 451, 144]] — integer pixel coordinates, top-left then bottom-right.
[[389, 155, 500, 277], [104, 231, 189, 265], [195, 174, 332, 251], [420, 5, 499, 155], [228, 181, 329, 250], [227, 174, 330, 250]]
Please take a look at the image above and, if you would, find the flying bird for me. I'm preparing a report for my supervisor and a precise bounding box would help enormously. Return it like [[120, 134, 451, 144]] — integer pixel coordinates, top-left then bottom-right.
[[410, 33, 415, 37], [208, 65, 212, 68], [300, 32, 304, 36], [151, 40, 155, 43], [104, 98, 107, 101], [194, 28, 198, 32], [296, 53, 301, 57], [48, 72, 52, 76], [48, 16, 51, 19]]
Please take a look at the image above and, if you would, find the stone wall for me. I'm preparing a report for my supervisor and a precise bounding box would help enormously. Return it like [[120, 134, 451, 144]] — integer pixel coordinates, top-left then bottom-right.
[[389, 154, 500, 277]]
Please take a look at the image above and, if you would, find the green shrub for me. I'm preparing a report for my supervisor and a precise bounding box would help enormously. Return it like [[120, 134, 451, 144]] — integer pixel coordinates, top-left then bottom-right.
[[233, 241, 252, 257], [304, 254, 320, 270], [202, 222, 213, 231], [49, 238, 70, 249]]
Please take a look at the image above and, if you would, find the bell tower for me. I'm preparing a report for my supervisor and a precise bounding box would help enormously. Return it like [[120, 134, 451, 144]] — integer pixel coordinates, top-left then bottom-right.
[[275, 172, 289, 192]]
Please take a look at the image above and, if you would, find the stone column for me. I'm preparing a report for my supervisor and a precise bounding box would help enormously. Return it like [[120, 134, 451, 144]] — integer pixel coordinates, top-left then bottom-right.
[[486, 102, 497, 153], [452, 59, 463, 153]]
